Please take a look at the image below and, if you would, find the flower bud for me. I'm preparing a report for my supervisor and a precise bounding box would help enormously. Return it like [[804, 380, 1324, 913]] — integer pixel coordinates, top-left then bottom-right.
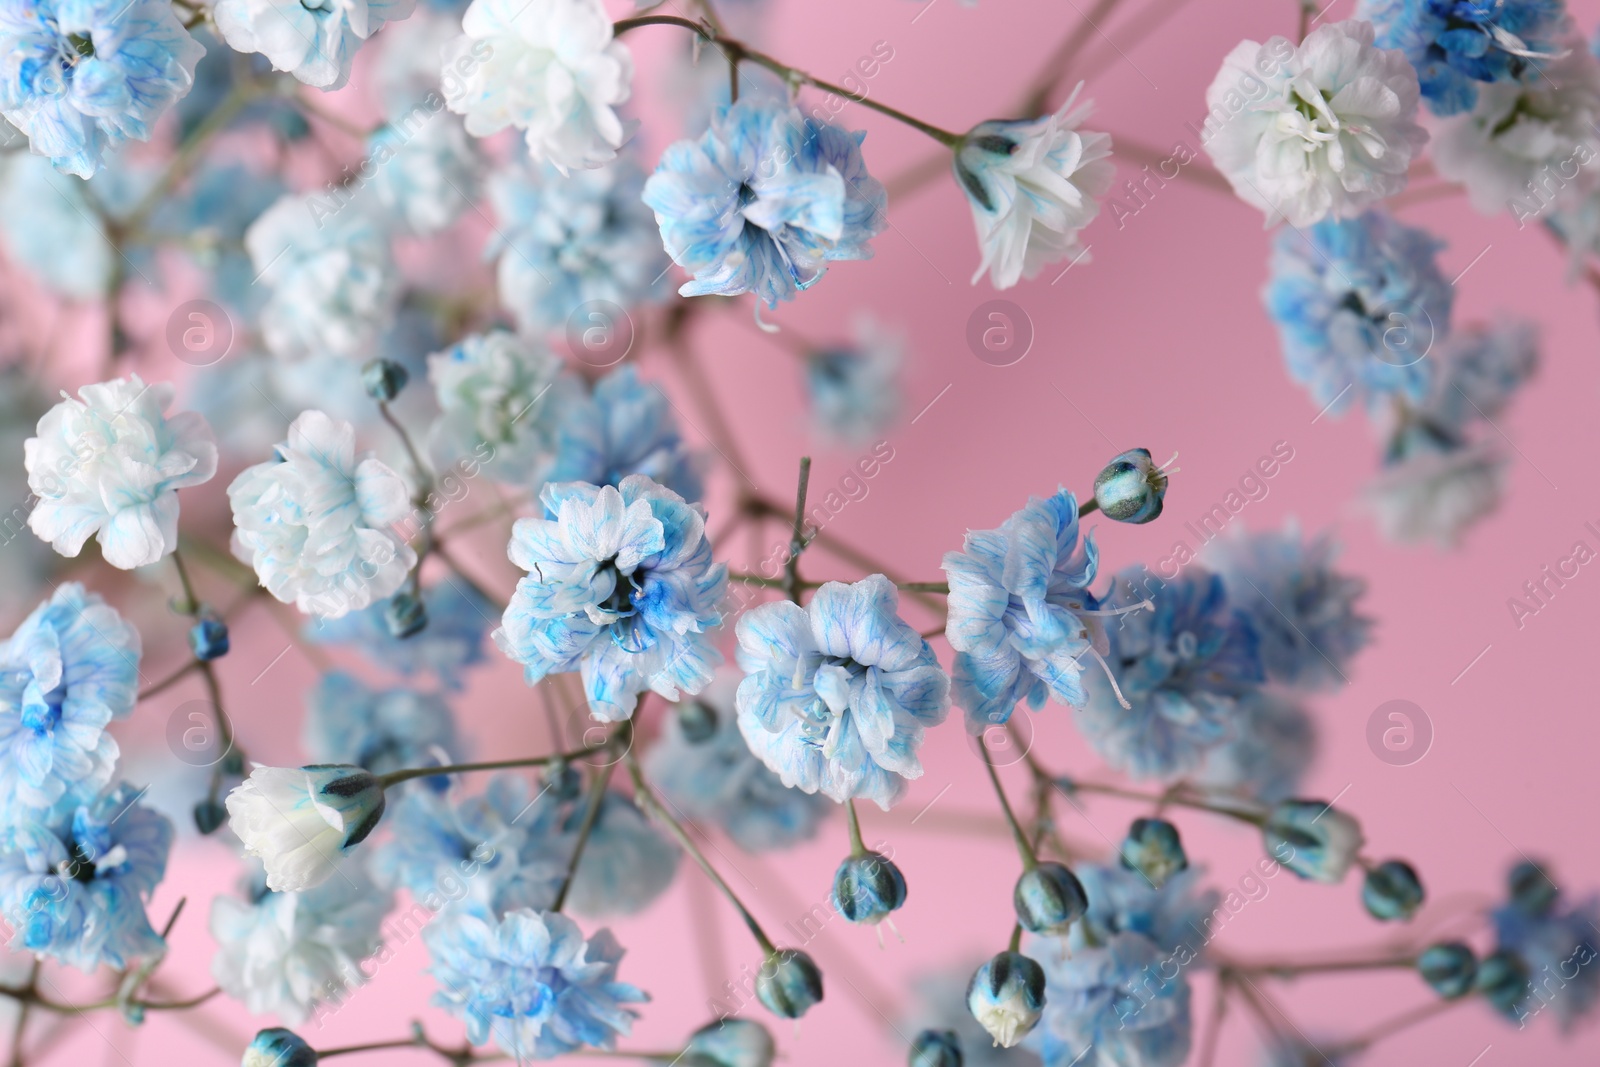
[[681, 1018, 775, 1067], [677, 698, 719, 744], [193, 798, 228, 836], [361, 358, 409, 402], [1093, 448, 1170, 524], [1362, 859, 1424, 921], [755, 949, 823, 1019], [832, 851, 908, 925], [1507, 860, 1558, 917], [909, 1028, 962, 1067], [189, 617, 230, 661], [244, 1028, 317, 1067], [966, 950, 1045, 1048], [384, 591, 427, 639], [543, 759, 584, 801], [1263, 799, 1365, 883], [226, 765, 387, 892], [1013, 862, 1088, 935], [1417, 941, 1477, 999], [1119, 817, 1187, 888], [1476, 948, 1530, 1017]]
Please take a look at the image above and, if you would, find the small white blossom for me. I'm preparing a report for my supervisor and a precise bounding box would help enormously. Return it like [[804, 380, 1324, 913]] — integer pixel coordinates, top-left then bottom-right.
[[442, 0, 634, 173], [214, 0, 415, 90], [224, 765, 387, 892], [426, 329, 574, 483], [1366, 438, 1506, 548], [24, 376, 216, 569], [1204, 20, 1427, 227]]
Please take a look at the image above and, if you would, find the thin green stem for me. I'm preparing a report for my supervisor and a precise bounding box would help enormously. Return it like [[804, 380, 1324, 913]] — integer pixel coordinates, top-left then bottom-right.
[[378, 741, 615, 788], [1007, 922, 1023, 953], [981, 745, 1037, 870], [1325, 997, 1463, 1056], [551, 734, 623, 913], [845, 798, 866, 857], [899, 581, 949, 594], [1080, 496, 1100, 517], [785, 456, 812, 603]]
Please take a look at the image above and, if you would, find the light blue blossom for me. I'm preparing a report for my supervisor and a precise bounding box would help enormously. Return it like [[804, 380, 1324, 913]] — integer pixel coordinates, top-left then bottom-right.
[[495, 474, 727, 722], [1193, 691, 1315, 803], [735, 574, 952, 809], [1263, 210, 1453, 417], [1071, 863, 1220, 958], [804, 316, 903, 444], [0, 0, 204, 178], [213, 0, 414, 90], [150, 161, 286, 313], [426, 329, 576, 486], [645, 676, 831, 853], [303, 671, 459, 778], [487, 158, 670, 334], [0, 153, 113, 298], [1027, 931, 1192, 1067], [943, 489, 1102, 734], [552, 366, 705, 503], [0, 583, 140, 812], [1490, 866, 1600, 1029], [307, 581, 494, 691], [364, 115, 479, 237], [0, 782, 173, 971], [643, 98, 887, 307], [1366, 425, 1506, 547], [564, 792, 679, 919], [1422, 318, 1539, 433], [1360, 0, 1570, 114], [1074, 568, 1263, 780], [424, 906, 647, 1058], [1204, 524, 1371, 691]]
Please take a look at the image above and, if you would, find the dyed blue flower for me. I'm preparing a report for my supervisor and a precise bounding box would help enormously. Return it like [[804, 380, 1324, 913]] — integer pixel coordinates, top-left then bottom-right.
[[307, 581, 493, 691], [424, 907, 647, 1058], [907, 966, 1044, 1067], [1263, 800, 1365, 883], [1205, 524, 1371, 691], [0, 782, 173, 970], [150, 162, 285, 314], [1264, 210, 1452, 417], [736, 575, 951, 809], [0, 583, 140, 813], [1361, 0, 1570, 114], [364, 115, 477, 237], [0, 0, 204, 178], [303, 671, 459, 779], [487, 158, 670, 335], [1070, 863, 1220, 958], [563, 792, 679, 919], [1193, 691, 1315, 803], [213, 0, 413, 89], [495, 474, 727, 722], [1074, 568, 1262, 780], [644, 676, 831, 853], [0, 153, 116, 298], [553, 366, 705, 503], [804, 316, 903, 444], [1490, 866, 1600, 1029], [1422, 318, 1539, 433], [643, 98, 887, 307], [243, 1029, 316, 1067], [943, 489, 1102, 734], [1027, 931, 1192, 1067]]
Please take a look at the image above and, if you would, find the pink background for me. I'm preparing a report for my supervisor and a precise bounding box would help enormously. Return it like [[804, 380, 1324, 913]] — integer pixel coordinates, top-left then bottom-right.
[[9, 0, 1600, 1063]]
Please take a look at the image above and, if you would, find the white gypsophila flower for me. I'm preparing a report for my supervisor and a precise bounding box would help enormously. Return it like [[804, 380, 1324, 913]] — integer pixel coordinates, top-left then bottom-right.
[[225, 765, 388, 892], [1203, 20, 1427, 227], [442, 0, 634, 173], [426, 329, 574, 485], [213, 0, 415, 90], [24, 376, 217, 570], [210, 859, 392, 1024], [954, 86, 1114, 289], [246, 193, 400, 362], [1366, 438, 1507, 548], [228, 410, 417, 618], [1432, 42, 1600, 218], [363, 113, 480, 237], [374, 5, 459, 110]]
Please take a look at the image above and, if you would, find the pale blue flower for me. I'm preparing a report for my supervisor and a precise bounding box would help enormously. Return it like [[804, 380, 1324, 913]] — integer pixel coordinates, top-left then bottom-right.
[[424, 907, 647, 1058], [363, 114, 478, 237], [1360, 0, 1570, 114], [150, 161, 286, 313], [0, 782, 172, 971], [1027, 931, 1192, 1067], [1367, 425, 1506, 547], [1422, 318, 1539, 432], [304, 671, 459, 778], [307, 581, 494, 691], [0, 153, 113, 298], [1071, 863, 1220, 958], [735, 575, 951, 810], [645, 678, 832, 853], [564, 792, 678, 919], [495, 474, 727, 722], [1074, 568, 1262, 780], [552, 366, 705, 503], [0, 583, 140, 813], [225, 765, 388, 892], [805, 316, 903, 444], [1264, 210, 1452, 417], [943, 489, 1101, 734], [1205, 525, 1370, 691], [214, 0, 414, 90], [1490, 866, 1600, 1029], [0, 0, 204, 177], [1193, 691, 1314, 804], [487, 158, 669, 334], [643, 98, 887, 307]]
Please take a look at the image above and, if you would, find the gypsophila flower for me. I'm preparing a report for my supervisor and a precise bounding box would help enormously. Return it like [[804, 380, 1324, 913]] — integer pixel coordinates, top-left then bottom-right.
[[1264, 799, 1365, 882], [228, 410, 417, 618], [1193, 690, 1315, 803], [1074, 567, 1263, 780], [303, 671, 459, 779], [214, 0, 415, 90], [1365, 427, 1506, 547], [424, 906, 647, 1058], [644, 98, 887, 307], [443, 0, 633, 172], [1263, 210, 1452, 416], [1423, 318, 1539, 432], [487, 158, 670, 335], [1359, 0, 1571, 115], [0, 0, 204, 178], [307, 581, 493, 691], [363, 115, 479, 237], [1204, 21, 1427, 227], [225, 765, 387, 892], [0, 153, 114, 298], [907, 967, 1044, 1067], [495, 474, 727, 722], [682, 1019, 777, 1067], [955, 86, 1114, 289], [645, 674, 831, 853], [736, 575, 952, 810], [1026, 931, 1192, 1067], [426, 329, 575, 487], [245, 194, 401, 362], [1490, 864, 1600, 1029], [210, 859, 393, 1024], [0, 782, 172, 971], [563, 792, 679, 919], [25, 375, 218, 569], [804, 316, 904, 445], [944, 489, 1103, 734], [552, 366, 705, 503], [149, 161, 286, 314], [1071, 863, 1220, 958], [1204, 524, 1371, 691], [0, 583, 139, 813]]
